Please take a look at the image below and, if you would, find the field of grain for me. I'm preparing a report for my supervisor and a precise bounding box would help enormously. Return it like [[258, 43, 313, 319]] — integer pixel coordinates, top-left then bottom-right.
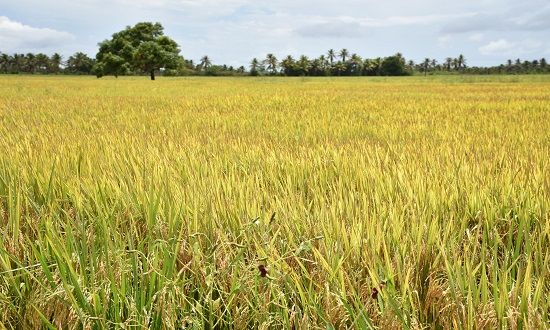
[[0, 75, 549, 329]]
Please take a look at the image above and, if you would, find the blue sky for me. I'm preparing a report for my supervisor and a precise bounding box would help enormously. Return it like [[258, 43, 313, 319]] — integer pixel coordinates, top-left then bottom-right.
[[1, 0, 549, 67]]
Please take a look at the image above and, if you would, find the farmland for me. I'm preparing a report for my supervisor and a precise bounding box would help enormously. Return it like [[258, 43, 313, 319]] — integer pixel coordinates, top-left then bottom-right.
[[0, 75, 549, 329]]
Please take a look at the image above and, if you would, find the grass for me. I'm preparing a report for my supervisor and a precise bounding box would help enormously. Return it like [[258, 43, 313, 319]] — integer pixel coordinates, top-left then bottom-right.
[[0, 75, 549, 329]]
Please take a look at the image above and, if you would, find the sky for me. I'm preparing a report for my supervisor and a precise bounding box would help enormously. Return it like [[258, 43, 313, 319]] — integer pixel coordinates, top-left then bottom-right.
[[1, 0, 549, 67]]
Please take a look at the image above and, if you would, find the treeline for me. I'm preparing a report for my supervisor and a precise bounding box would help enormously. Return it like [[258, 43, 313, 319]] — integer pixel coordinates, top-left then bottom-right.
[[0, 51, 245, 76], [171, 56, 247, 77], [250, 51, 410, 76], [411, 56, 549, 75], [0, 52, 94, 75], [250, 51, 550, 76], [1, 50, 549, 77]]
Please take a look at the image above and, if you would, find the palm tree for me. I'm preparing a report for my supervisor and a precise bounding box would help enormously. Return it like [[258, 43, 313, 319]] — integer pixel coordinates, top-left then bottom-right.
[[334, 61, 346, 76], [339, 48, 349, 62], [295, 55, 311, 76], [445, 57, 453, 71], [452, 58, 459, 71], [310, 58, 323, 76], [35, 53, 50, 73], [50, 53, 62, 74], [317, 55, 328, 74], [0, 53, 9, 73], [349, 53, 363, 75], [363, 57, 382, 76], [423, 58, 431, 76], [25, 53, 36, 73], [430, 59, 438, 71], [250, 58, 260, 75], [265, 53, 278, 75], [67, 52, 95, 74], [200, 55, 212, 71], [457, 54, 466, 70], [280, 55, 295, 76], [327, 49, 336, 65], [11, 53, 24, 73]]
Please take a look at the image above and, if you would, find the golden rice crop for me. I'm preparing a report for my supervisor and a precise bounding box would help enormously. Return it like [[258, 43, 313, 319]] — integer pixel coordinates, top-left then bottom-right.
[[0, 75, 549, 329]]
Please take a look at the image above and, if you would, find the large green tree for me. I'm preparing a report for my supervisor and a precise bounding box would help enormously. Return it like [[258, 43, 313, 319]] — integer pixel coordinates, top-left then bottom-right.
[[94, 22, 182, 80]]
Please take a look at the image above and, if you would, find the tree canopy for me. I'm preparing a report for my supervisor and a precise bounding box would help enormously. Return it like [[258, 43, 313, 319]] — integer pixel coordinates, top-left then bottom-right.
[[93, 22, 182, 80]]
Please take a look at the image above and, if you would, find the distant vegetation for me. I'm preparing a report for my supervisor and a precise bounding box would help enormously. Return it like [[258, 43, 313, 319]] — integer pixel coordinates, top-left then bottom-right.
[[0, 22, 549, 78]]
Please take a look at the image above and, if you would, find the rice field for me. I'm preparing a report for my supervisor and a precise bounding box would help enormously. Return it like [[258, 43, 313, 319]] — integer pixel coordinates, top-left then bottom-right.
[[0, 75, 549, 329]]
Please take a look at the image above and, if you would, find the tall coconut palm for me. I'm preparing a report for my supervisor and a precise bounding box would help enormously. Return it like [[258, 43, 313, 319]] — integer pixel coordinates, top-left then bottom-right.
[[452, 58, 459, 70], [50, 53, 62, 74], [457, 54, 466, 70], [445, 57, 453, 71], [200, 55, 212, 71], [35, 53, 50, 73], [280, 55, 295, 76], [296, 55, 311, 76], [423, 58, 431, 76], [25, 53, 36, 73], [250, 58, 260, 75], [430, 59, 438, 71], [12, 54, 25, 73], [317, 55, 328, 74], [327, 49, 336, 65], [349, 53, 363, 75], [310, 58, 323, 76], [339, 48, 349, 62], [265, 53, 278, 75]]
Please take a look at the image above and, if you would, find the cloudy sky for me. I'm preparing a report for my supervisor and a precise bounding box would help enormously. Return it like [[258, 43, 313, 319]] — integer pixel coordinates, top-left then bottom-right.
[[1, 0, 549, 67]]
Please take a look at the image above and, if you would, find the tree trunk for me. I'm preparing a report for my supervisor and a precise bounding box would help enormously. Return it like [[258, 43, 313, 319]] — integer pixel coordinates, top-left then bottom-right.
[[150, 70, 155, 80]]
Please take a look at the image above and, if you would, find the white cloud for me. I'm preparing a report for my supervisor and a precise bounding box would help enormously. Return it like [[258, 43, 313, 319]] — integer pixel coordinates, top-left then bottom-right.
[[366, 13, 471, 27], [0, 16, 74, 52], [469, 33, 484, 42], [293, 13, 472, 38], [479, 39, 514, 55], [479, 38, 542, 56], [438, 34, 451, 46]]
